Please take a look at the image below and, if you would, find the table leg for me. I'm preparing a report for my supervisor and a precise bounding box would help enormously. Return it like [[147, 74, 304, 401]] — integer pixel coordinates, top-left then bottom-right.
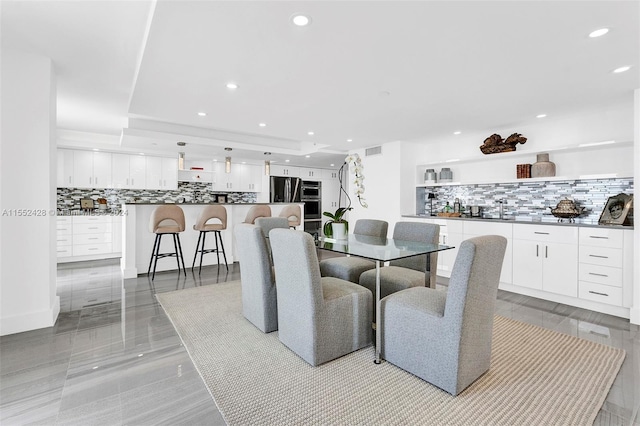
[[375, 260, 382, 364]]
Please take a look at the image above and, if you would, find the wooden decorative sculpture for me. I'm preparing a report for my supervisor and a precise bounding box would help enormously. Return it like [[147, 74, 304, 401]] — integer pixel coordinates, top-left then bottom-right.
[[480, 133, 527, 154]]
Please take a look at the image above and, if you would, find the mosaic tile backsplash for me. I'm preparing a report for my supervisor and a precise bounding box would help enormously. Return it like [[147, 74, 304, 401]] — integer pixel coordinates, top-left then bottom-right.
[[57, 182, 257, 211], [417, 178, 634, 222]]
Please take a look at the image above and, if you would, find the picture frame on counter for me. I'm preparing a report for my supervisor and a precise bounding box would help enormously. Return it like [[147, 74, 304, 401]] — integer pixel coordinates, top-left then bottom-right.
[[216, 194, 228, 203], [80, 198, 94, 210], [598, 193, 633, 225]]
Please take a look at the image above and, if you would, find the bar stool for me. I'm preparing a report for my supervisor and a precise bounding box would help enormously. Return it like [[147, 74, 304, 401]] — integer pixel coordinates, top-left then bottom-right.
[[244, 205, 271, 224], [278, 204, 301, 228], [147, 205, 187, 280], [192, 205, 228, 274]]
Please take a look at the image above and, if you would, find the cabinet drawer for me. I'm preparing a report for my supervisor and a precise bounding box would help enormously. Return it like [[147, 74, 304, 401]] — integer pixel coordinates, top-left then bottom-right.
[[578, 246, 622, 268], [74, 223, 112, 234], [73, 233, 112, 245], [73, 216, 112, 225], [464, 221, 512, 238], [57, 225, 72, 235], [579, 281, 622, 306], [56, 246, 73, 257], [73, 243, 112, 256], [579, 227, 623, 249], [578, 264, 622, 287], [56, 235, 73, 247], [513, 224, 578, 243]]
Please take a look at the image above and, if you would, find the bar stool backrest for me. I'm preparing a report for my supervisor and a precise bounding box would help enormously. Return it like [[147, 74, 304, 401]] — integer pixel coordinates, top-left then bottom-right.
[[278, 205, 301, 227], [149, 205, 185, 233], [244, 205, 272, 224], [194, 205, 227, 231]]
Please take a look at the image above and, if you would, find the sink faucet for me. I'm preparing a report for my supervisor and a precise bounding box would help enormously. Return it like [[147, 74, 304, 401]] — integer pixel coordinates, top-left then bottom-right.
[[497, 199, 505, 219]]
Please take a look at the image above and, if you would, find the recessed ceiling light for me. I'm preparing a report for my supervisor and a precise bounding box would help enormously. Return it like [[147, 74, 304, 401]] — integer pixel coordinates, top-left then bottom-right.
[[138, 153, 145, 156], [346, 139, 353, 142], [613, 66, 631, 73], [330, 163, 335, 167], [536, 114, 547, 118], [305, 155, 310, 158], [213, 159, 218, 162], [242, 161, 246, 164], [453, 131, 461, 135], [259, 123, 267, 127], [291, 14, 311, 26], [308, 131, 314, 136], [285, 159, 290, 163], [589, 28, 609, 38], [226, 82, 238, 89], [197, 112, 207, 117]]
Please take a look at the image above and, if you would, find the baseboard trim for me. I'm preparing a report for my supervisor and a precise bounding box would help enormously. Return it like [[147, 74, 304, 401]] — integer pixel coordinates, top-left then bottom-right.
[[0, 296, 60, 336]]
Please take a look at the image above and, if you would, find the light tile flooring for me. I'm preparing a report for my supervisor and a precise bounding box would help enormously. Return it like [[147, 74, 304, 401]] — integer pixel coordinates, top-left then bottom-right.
[[1, 257, 639, 425]]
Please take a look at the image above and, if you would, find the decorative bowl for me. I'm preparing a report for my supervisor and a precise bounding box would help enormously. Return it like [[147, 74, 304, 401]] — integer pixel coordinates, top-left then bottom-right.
[[549, 199, 585, 219]]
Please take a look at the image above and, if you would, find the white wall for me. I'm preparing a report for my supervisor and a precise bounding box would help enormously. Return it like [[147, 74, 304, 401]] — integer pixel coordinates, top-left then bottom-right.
[[0, 50, 59, 335], [632, 89, 639, 325]]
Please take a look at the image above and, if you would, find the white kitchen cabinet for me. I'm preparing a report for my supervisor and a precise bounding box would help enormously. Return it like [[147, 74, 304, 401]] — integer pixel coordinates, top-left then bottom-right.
[[321, 169, 342, 224], [57, 149, 75, 188], [214, 163, 240, 191], [57, 216, 122, 262], [72, 150, 112, 188], [463, 220, 513, 284], [112, 153, 146, 189], [145, 156, 178, 190], [270, 164, 299, 177], [178, 160, 215, 183], [578, 227, 628, 307], [239, 164, 263, 192], [512, 224, 578, 297], [433, 219, 463, 276], [299, 167, 321, 180], [56, 217, 73, 258]]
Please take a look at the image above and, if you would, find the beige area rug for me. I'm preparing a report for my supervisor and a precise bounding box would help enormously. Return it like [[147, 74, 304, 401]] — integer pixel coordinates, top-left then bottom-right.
[[157, 281, 625, 426]]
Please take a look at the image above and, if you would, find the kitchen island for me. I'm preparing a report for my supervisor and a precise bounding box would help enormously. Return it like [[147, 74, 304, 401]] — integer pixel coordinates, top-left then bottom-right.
[[121, 202, 304, 278]]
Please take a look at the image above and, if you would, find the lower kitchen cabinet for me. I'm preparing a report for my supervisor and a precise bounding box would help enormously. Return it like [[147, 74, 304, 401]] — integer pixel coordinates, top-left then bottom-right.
[[57, 215, 122, 263], [512, 224, 578, 297]]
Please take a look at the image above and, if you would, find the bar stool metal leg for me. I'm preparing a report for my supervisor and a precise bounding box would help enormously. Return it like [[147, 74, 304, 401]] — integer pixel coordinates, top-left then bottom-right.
[[148, 234, 160, 275], [216, 231, 229, 271], [176, 234, 187, 276], [199, 231, 207, 273], [192, 231, 203, 270]]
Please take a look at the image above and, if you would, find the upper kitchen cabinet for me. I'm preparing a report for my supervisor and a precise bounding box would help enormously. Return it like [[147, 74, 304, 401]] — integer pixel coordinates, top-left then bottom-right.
[[57, 149, 75, 187], [145, 156, 177, 190], [214, 162, 240, 191], [270, 164, 299, 177], [178, 160, 215, 183], [72, 150, 112, 188], [299, 168, 321, 180], [239, 164, 263, 192], [112, 153, 146, 189]]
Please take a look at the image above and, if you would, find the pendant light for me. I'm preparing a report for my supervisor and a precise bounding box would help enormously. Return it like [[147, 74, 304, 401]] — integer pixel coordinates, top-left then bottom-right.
[[225, 157, 231, 173]]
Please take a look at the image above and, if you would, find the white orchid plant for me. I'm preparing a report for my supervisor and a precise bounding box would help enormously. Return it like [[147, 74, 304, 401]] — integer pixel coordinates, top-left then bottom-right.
[[344, 153, 367, 208]]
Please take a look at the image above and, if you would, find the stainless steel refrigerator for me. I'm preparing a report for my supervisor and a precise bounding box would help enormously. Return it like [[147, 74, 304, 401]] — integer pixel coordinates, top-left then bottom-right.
[[270, 176, 301, 203]]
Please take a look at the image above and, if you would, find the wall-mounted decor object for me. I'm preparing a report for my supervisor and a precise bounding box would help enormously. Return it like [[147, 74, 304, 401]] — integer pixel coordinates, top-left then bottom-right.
[[479, 133, 527, 154], [516, 164, 532, 179], [531, 153, 556, 178], [598, 193, 633, 225]]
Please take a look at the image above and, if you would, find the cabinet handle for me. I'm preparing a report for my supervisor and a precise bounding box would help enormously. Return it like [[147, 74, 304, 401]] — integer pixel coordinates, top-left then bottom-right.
[[68, 176, 72, 184], [131, 178, 134, 185], [589, 236, 608, 239], [89, 237, 99, 240], [443, 235, 446, 245], [588, 254, 608, 259], [534, 232, 549, 235], [545, 246, 548, 258], [88, 248, 98, 251], [588, 290, 609, 297], [88, 227, 99, 229], [126, 178, 129, 185], [536, 244, 539, 257], [588, 272, 608, 277], [95, 177, 98, 184]]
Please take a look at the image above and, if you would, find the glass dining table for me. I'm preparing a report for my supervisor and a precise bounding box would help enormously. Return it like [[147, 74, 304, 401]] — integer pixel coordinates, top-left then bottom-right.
[[317, 233, 453, 364]]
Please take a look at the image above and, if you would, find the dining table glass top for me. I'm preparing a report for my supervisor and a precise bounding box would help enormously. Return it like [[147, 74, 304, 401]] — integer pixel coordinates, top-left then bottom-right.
[[317, 234, 451, 262]]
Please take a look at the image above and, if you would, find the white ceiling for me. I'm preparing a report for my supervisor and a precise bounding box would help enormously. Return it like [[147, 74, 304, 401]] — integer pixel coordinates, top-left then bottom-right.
[[2, 1, 638, 168]]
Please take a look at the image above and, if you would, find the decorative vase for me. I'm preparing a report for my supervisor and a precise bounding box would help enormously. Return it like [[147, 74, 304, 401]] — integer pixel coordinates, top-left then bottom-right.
[[531, 153, 556, 178], [332, 222, 347, 240]]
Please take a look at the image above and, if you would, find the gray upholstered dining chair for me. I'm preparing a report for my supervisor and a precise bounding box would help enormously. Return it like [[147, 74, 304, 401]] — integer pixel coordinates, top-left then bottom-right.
[[269, 228, 373, 366], [255, 217, 290, 256], [244, 205, 272, 224], [359, 222, 439, 307], [319, 219, 388, 283], [234, 223, 278, 333], [380, 235, 507, 396]]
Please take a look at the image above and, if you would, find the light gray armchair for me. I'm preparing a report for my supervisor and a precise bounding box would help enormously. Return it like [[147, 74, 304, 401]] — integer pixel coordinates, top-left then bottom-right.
[[270, 228, 373, 366], [359, 222, 440, 312], [234, 223, 278, 333], [319, 219, 388, 283], [380, 235, 507, 396]]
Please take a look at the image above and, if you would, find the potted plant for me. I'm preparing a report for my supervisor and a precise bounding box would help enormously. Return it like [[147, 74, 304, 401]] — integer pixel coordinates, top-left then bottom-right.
[[322, 207, 352, 239]]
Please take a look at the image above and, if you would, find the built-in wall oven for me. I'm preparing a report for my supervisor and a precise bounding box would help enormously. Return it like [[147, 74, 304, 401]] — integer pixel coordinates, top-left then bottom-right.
[[301, 180, 322, 237]]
